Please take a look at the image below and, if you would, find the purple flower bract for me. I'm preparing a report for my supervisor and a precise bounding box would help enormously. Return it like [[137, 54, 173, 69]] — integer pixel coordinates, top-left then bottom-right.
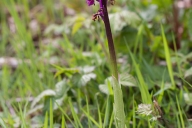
[[86, 0, 95, 6]]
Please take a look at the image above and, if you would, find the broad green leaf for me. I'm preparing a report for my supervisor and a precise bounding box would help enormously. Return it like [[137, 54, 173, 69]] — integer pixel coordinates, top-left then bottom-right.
[[99, 84, 109, 95], [109, 9, 141, 34], [55, 79, 69, 99], [112, 77, 125, 128], [31, 90, 56, 108], [119, 73, 137, 87], [98, 77, 113, 95], [71, 66, 96, 87], [80, 66, 95, 74], [80, 73, 96, 86]]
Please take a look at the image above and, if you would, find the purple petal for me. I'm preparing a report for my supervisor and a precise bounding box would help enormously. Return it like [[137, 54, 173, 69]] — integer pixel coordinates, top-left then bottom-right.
[[86, 0, 95, 6]]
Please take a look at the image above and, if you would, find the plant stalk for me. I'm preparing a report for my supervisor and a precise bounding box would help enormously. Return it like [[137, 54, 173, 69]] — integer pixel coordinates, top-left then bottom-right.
[[102, 0, 126, 127], [102, 0, 118, 80]]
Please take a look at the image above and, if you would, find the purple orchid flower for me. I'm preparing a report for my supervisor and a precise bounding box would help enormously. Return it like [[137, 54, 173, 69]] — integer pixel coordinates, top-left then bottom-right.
[[86, 0, 95, 6], [86, 0, 105, 21], [86, 0, 100, 6]]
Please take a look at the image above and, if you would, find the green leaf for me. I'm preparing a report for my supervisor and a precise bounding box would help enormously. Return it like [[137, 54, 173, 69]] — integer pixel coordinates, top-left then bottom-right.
[[72, 66, 96, 87], [98, 77, 113, 95], [31, 90, 56, 108], [43, 112, 48, 128], [112, 77, 125, 128], [99, 84, 109, 95], [161, 25, 175, 89], [55, 79, 69, 99], [80, 66, 95, 74], [52, 64, 79, 78], [184, 93, 192, 105], [72, 16, 85, 35], [109, 9, 141, 34], [80, 73, 96, 86], [119, 73, 137, 87]]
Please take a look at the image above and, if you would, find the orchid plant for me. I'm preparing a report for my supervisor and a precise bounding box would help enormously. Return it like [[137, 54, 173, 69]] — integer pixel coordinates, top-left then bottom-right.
[[86, 0, 126, 127]]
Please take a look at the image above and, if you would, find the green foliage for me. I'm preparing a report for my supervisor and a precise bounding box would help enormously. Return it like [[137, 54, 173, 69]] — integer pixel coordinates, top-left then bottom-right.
[[0, 0, 192, 127], [112, 77, 125, 128]]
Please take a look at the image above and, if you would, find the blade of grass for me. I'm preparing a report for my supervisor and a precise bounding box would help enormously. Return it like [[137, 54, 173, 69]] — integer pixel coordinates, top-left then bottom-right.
[[85, 96, 92, 128], [95, 95, 102, 127], [56, 102, 76, 127], [133, 95, 136, 128], [126, 41, 151, 104], [161, 25, 175, 89], [176, 113, 181, 128], [61, 115, 65, 128], [176, 96, 185, 128], [49, 99, 53, 128], [130, 54, 151, 104], [43, 111, 48, 128], [4, 0, 34, 58], [81, 109, 100, 127], [103, 95, 112, 127], [109, 112, 114, 128], [68, 98, 83, 128], [18, 103, 27, 128]]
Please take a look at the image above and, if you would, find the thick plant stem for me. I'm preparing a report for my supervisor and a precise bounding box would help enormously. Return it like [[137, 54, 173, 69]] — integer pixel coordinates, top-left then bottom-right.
[[101, 0, 126, 127], [102, 0, 118, 80]]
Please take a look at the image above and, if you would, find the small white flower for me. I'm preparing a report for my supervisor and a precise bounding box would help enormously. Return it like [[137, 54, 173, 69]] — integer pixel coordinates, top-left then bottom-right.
[[137, 103, 163, 122], [137, 104, 153, 116]]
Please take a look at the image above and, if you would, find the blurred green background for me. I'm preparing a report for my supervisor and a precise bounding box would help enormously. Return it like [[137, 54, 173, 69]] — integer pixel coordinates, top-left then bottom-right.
[[0, 0, 192, 127]]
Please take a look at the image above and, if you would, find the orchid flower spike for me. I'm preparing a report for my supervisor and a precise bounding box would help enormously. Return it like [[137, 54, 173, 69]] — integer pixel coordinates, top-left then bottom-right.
[[86, 0, 107, 21]]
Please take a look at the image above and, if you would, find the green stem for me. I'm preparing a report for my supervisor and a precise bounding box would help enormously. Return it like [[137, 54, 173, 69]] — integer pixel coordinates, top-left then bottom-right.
[[101, 1, 126, 127]]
